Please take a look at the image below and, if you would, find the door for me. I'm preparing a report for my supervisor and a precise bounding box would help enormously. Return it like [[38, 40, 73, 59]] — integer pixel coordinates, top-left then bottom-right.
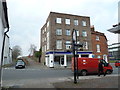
[[60, 57, 64, 66]]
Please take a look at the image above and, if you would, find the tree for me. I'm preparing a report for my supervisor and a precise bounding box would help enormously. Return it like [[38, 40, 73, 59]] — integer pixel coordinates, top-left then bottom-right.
[[34, 48, 42, 58], [28, 44, 37, 56], [12, 45, 22, 60], [34, 48, 42, 63]]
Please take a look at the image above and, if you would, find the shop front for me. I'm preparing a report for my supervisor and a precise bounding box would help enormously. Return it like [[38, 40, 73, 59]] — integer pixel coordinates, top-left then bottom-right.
[[45, 51, 93, 68]]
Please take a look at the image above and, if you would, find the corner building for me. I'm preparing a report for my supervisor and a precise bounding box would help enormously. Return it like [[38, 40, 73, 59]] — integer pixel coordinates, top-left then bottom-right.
[[41, 12, 93, 68]]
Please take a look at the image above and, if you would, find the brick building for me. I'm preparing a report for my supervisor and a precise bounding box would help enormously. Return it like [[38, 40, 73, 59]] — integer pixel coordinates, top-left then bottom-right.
[[40, 12, 93, 67], [91, 26, 109, 62]]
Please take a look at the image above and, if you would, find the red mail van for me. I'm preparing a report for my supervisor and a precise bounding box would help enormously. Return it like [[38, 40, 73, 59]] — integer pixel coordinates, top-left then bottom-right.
[[72, 58, 113, 76]]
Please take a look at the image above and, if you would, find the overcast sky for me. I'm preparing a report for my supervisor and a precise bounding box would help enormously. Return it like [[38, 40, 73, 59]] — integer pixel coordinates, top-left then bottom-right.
[[6, 0, 119, 56]]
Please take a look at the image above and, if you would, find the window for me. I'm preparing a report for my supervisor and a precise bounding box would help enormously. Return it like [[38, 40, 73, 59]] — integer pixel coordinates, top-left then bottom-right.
[[76, 30, 79, 36], [97, 55, 101, 58], [74, 19, 78, 25], [47, 32, 49, 50], [44, 37, 46, 41], [56, 29, 62, 35], [96, 36, 100, 41], [83, 42, 88, 50], [82, 20, 87, 26], [96, 44, 100, 52], [66, 29, 71, 36], [44, 27, 46, 32], [65, 18, 70, 25], [82, 30, 87, 37], [66, 41, 71, 49], [42, 37, 44, 42], [56, 40, 62, 49], [56, 18, 62, 24], [42, 30, 44, 34], [45, 45, 46, 52], [47, 21, 49, 27], [42, 46, 44, 52]]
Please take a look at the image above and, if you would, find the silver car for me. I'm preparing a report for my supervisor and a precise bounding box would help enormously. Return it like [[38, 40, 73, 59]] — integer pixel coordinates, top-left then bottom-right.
[[15, 61, 25, 69]]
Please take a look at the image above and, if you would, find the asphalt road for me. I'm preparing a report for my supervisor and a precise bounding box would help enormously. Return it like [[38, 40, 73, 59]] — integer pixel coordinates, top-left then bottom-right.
[[1, 62, 119, 88]]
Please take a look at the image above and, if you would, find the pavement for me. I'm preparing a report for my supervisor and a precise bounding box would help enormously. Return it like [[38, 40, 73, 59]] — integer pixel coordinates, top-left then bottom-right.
[[53, 75, 119, 88]]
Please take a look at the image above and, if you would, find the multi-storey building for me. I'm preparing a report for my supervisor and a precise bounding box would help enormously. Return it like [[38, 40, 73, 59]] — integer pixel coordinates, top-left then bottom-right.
[[41, 12, 93, 67], [91, 26, 109, 62], [108, 43, 120, 60]]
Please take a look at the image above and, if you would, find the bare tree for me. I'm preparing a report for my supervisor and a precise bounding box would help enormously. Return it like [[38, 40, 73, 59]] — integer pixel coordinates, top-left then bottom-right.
[[12, 45, 22, 60], [28, 44, 37, 56]]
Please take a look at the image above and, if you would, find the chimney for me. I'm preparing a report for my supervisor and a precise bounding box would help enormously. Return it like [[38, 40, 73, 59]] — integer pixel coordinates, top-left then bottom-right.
[[91, 25, 95, 31]]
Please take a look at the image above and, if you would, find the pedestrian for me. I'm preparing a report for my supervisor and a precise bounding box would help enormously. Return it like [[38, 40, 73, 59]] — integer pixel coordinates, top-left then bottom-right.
[[98, 60, 106, 76]]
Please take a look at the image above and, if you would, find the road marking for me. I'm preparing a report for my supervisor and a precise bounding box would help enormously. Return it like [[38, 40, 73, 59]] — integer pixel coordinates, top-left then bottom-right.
[[3, 68, 47, 71]]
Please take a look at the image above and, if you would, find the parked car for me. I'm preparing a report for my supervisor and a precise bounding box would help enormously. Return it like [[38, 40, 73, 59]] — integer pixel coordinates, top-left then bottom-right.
[[15, 61, 25, 69], [115, 60, 120, 67]]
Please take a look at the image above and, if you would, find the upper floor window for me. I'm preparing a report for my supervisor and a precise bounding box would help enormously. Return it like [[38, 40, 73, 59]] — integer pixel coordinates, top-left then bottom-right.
[[82, 20, 87, 26], [76, 30, 79, 36], [42, 29, 44, 34], [66, 29, 71, 36], [47, 21, 49, 27], [74, 19, 78, 26], [65, 18, 70, 25], [44, 27, 46, 32], [82, 30, 87, 37], [56, 18, 62, 24], [56, 40, 62, 49], [83, 42, 88, 50], [96, 36, 100, 41], [56, 29, 62, 35], [66, 41, 71, 49], [96, 44, 100, 52]]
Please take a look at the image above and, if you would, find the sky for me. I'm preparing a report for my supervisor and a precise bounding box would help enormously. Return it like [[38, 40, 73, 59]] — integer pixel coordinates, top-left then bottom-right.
[[6, 0, 119, 56]]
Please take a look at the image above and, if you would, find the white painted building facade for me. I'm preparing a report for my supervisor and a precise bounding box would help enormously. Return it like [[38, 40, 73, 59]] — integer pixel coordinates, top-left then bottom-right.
[[3, 35, 12, 65], [0, 0, 5, 65], [0, 0, 12, 66]]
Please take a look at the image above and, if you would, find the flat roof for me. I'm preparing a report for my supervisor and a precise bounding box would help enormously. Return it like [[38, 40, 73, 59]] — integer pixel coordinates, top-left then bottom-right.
[[108, 26, 120, 34]]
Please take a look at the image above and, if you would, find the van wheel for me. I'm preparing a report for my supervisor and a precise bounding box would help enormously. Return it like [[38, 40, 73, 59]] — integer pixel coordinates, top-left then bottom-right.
[[106, 70, 112, 74], [81, 70, 87, 76]]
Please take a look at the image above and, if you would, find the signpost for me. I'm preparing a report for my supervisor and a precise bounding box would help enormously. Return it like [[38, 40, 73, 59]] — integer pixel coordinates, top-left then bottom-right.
[[72, 29, 77, 84], [65, 29, 83, 84]]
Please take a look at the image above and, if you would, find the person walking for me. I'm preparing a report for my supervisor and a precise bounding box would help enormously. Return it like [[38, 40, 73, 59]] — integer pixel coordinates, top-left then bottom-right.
[[98, 60, 106, 76]]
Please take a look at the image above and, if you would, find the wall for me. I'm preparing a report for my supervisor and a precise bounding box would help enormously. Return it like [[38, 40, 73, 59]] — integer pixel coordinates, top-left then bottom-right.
[[91, 30, 108, 59], [3, 35, 10, 65], [0, 0, 4, 65]]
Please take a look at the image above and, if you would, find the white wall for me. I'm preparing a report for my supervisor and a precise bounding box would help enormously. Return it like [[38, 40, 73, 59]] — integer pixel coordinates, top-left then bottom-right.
[[0, 0, 4, 65], [3, 36, 10, 65]]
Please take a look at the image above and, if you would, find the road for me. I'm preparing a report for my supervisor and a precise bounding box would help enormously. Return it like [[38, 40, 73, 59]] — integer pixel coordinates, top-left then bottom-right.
[[1, 59, 119, 88]]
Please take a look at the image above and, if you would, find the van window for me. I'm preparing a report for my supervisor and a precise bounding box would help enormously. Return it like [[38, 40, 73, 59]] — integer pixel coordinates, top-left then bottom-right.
[[102, 60, 109, 66]]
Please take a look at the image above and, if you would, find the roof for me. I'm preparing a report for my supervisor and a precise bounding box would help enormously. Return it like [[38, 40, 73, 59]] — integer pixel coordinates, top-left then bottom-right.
[[107, 26, 120, 34], [50, 12, 90, 18]]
